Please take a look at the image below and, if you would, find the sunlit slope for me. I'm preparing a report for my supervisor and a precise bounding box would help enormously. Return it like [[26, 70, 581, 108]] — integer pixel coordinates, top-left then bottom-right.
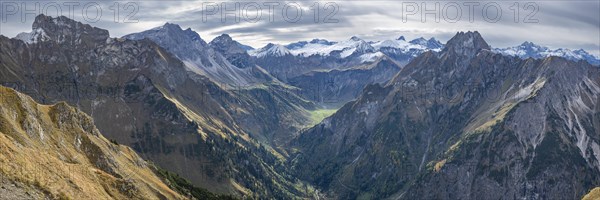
[[0, 86, 184, 200]]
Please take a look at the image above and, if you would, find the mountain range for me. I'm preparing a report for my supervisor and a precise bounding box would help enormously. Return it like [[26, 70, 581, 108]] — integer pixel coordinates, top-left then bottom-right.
[[494, 41, 600, 66], [1, 14, 599, 199], [1, 14, 316, 198], [250, 34, 598, 108], [291, 31, 600, 199]]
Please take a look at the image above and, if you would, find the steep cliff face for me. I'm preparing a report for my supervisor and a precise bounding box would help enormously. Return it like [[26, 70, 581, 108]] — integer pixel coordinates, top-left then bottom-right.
[[1, 14, 313, 198], [124, 26, 316, 147], [0, 86, 184, 199], [209, 34, 257, 70], [252, 36, 442, 107], [123, 24, 270, 87], [1, 15, 236, 193], [288, 57, 402, 107], [291, 31, 600, 199]]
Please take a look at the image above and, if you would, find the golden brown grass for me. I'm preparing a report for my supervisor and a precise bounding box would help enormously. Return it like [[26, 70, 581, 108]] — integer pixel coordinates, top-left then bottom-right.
[[0, 86, 185, 200], [583, 187, 600, 200]]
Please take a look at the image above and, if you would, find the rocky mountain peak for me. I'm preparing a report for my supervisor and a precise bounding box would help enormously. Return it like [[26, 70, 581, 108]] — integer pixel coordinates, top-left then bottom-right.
[[21, 14, 109, 45], [409, 37, 427, 44], [520, 41, 535, 46], [163, 23, 203, 42], [213, 33, 233, 42], [162, 22, 181, 30], [443, 31, 490, 56], [426, 37, 443, 49], [263, 43, 276, 48], [407, 37, 443, 49], [517, 41, 545, 50], [125, 22, 206, 46], [285, 39, 335, 50], [184, 28, 202, 42], [310, 38, 334, 45], [209, 34, 249, 56], [209, 34, 255, 54], [285, 41, 308, 49], [350, 36, 362, 41], [209, 33, 235, 48], [397, 36, 406, 41]]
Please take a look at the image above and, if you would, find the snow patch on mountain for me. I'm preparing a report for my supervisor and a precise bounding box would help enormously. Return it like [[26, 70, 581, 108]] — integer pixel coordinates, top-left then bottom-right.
[[249, 43, 291, 58], [288, 42, 332, 56], [340, 38, 376, 58], [285, 36, 376, 58], [494, 42, 600, 65], [14, 28, 50, 44], [359, 52, 385, 63], [279, 36, 442, 60], [371, 39, 441, 52], [408, 37, 444, 49], [286, 39, 336, 50]]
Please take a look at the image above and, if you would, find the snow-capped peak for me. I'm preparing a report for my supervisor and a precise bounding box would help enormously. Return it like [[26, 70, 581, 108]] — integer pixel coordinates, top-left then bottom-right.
[[371, 37, 443, 52], [408, 37, 443, 49], [372, 40, 403, 49], [359, 52, 385, 63], [286, 39, 334, 50], [265, 35, 447, 59], [262, 36, 376, 58], [426, 38, 443, 49], [337, 37, 375, 58], [249, 43, 291, 58], [285, 41, 309, 50], [494, 41, 599, 65], [409, 37, 427, 45], [310, 38, 335, 45], [517, 41, 547, 51]]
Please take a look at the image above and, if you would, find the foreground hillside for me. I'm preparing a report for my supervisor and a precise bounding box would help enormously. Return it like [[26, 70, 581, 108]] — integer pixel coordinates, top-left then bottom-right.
[[584, 187, 600, 200], [0, 86, 185, 199]]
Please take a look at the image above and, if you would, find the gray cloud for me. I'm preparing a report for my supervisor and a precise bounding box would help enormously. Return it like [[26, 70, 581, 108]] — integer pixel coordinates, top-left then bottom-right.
[[0, 0, 598, 55]]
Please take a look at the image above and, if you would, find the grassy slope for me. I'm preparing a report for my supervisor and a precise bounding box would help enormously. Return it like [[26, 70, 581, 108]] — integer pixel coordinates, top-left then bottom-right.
[[307, 109, 338, 127], [583, 187, 600, 200], [0, 86, 184, 199]]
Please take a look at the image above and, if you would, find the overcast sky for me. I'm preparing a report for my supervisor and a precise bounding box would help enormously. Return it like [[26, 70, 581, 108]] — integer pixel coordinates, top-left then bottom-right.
[[1, 0, 599, 55]]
